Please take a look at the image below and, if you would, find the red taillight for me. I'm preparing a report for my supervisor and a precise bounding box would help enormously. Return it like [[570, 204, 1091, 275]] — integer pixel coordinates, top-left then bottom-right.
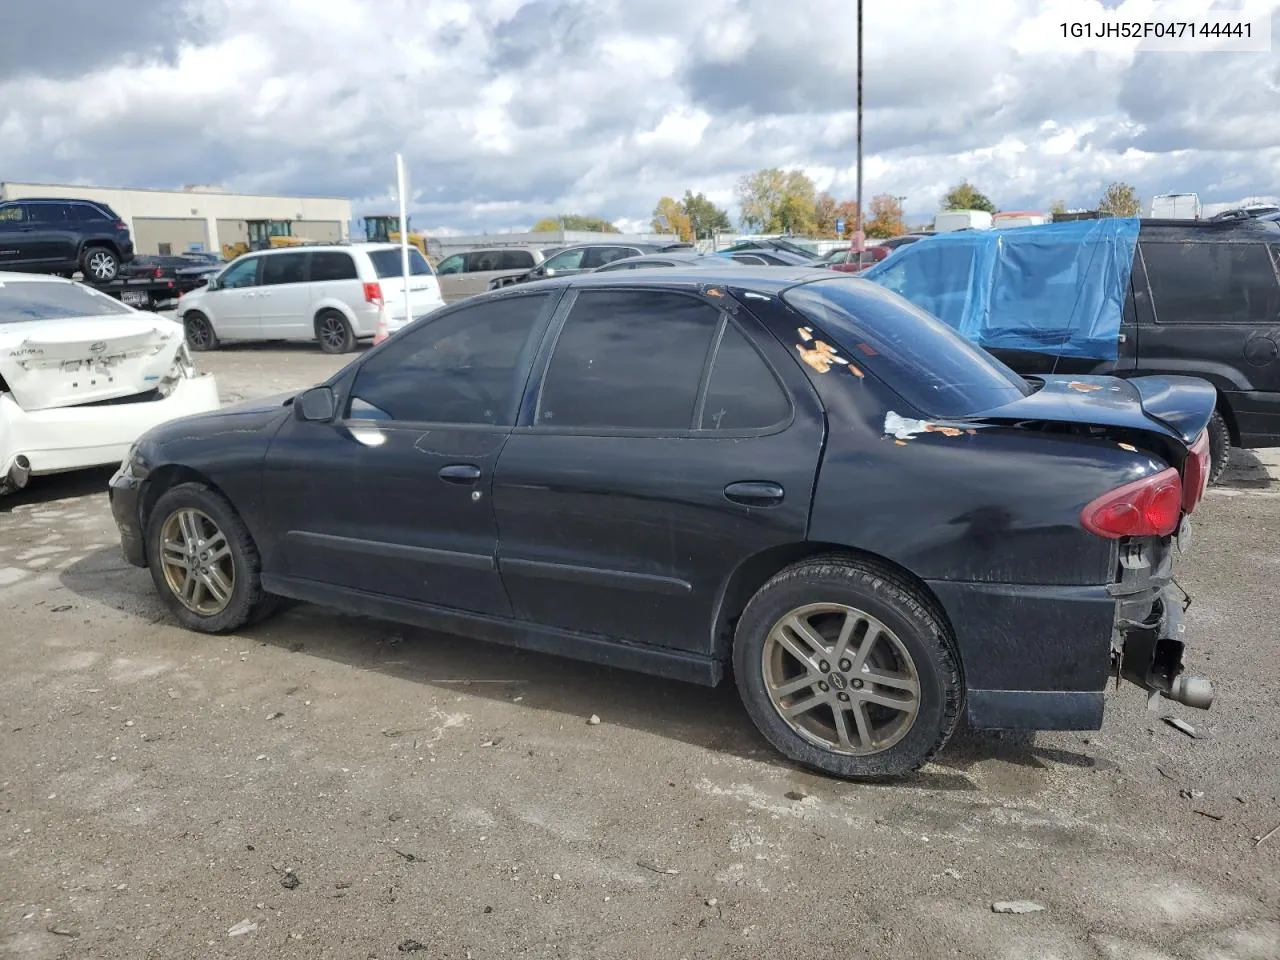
[[1182, 428, 1211, 513], [114, 220, 128, 231], [153, 267, 164, 278], [1081, 467, 1182, 539], [363, 281, 383, 304]]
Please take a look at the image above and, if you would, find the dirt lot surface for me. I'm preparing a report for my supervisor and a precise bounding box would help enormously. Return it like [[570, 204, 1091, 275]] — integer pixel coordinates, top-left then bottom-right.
[[2, 344, 1278, 960]]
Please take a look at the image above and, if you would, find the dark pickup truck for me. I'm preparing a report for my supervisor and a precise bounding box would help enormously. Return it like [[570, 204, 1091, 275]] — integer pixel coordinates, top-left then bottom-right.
[[867, 215, 1280, 481]]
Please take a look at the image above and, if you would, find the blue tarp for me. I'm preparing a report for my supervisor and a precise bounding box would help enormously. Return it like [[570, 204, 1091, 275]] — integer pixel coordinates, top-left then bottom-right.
[[860, 217, 1141, 360]]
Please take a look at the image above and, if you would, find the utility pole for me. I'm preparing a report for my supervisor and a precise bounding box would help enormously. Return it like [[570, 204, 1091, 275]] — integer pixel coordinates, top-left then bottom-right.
[[854, 0, 864, 252]]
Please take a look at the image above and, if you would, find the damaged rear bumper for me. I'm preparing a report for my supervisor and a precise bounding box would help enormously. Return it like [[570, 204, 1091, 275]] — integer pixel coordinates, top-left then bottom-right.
[[0, 373, 220, 485], [1115, 585, 1213, 710]]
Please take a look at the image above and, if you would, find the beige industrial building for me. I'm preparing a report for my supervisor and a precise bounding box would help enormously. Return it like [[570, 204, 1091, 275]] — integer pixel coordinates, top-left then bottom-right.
[[0, 181, 352, 256]]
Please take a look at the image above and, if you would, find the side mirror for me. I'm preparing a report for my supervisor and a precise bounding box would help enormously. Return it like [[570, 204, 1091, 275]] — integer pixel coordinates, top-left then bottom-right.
[[542, 267, 555, 277], [205, 277, 219, 291], [295, 386, 336, 423]]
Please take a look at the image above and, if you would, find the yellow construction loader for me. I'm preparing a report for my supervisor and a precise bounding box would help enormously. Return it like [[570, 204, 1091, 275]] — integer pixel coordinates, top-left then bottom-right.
[[220, 219, 308, 260], [361, 215, 441, 266]]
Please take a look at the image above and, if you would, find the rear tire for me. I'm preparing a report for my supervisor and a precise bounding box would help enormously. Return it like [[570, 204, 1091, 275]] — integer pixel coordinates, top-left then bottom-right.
[[81, 246, 120, 282], [316, 310, 355, 354], [184, 311, 218, 351], [733, 555, 961, 779], [1206, 409, 1230, 485], [146, 482, 280, 633]]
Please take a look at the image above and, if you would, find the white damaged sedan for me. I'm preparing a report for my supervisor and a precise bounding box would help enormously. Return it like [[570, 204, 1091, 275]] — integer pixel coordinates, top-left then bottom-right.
[[0, 273, 220, 495]]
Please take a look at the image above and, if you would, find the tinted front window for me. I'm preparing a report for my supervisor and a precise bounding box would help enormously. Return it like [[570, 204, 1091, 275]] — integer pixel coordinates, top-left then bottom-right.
[[0, 204, 23, 223], [783, 278, 1031, 418], [1143, 241, 1280, 323], [699, 322, 790, 430], [544, 248, 586, 271], [310, 251, 358, 282], [219, 257, 259, 288], [261, 252, 307, 285], [368, 248, 433, 278], [0, 280, 133, 323], [582, 246, 634, 268], [436, 254, 465, 275], [537, 290, 721, 430], [348, 294, 549, 425]]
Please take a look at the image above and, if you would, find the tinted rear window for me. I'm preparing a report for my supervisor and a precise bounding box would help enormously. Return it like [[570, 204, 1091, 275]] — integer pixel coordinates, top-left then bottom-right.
[[368, 248, 433, 278], [1142, 241, 1280, 323], [782, 278, 1031, 418], [0, 280, 134, 323]]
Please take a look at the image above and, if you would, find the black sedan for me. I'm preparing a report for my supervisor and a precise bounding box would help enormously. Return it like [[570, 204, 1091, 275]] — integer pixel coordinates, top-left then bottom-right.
[[109, 268, 1216, 778]]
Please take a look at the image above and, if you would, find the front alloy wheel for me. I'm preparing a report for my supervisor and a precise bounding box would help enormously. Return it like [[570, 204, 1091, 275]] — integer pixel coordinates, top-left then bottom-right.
[[762, 603, 920, 756], [158, 507, 235, 616]]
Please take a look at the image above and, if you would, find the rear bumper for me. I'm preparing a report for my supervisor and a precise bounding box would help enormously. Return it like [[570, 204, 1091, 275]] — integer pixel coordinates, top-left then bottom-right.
[[0, 373, 220, 481], [928, 575, 1210, 730]]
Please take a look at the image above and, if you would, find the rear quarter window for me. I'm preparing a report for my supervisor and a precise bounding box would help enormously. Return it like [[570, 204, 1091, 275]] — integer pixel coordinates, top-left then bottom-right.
[[1141, 241, 1280, 323], [782, 278, 1031, 418]]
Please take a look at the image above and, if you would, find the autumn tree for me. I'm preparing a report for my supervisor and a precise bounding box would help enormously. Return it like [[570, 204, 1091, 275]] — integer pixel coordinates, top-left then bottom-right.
[[941, 181, 997, 213], [865, 194, 906, 238], [813, 193, 839, 237], [530, 214, 620, 233], [736, 168, 787, 231], [651, 196, 693, 241], [681, 190, 731, 240], [1097, 182, 1141, 217]]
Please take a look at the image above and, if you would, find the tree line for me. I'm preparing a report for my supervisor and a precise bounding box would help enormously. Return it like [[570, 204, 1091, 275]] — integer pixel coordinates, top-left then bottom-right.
[[527, 175, 1144, 241]]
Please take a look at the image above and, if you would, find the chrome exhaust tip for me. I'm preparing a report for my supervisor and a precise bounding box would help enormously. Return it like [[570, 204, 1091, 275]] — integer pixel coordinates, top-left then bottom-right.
[[3, 455, 31, 492], [1167, 674, 1213, 710]]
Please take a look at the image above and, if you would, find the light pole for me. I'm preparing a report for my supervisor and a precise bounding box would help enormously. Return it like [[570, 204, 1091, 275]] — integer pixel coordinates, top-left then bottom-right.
[[854, 0, 864, 250], [896, 194, 907, 231]]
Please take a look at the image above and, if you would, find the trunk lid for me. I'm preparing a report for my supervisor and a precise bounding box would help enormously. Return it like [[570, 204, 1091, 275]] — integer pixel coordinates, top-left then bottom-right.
[[970, 374, 1216, 444], [0, 316, 183, 412]]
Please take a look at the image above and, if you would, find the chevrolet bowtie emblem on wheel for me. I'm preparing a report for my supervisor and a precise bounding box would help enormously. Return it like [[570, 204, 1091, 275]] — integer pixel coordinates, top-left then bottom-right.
[[829, 672, 848, 691]]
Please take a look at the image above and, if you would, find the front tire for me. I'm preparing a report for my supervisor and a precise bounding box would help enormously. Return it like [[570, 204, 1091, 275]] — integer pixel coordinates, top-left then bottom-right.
[[146, 482, 279, 633], [733, 556, 961, 778], [316, 310, 355, 353], [81, 246, 120, 282], [1206, 409, 1231, 485]]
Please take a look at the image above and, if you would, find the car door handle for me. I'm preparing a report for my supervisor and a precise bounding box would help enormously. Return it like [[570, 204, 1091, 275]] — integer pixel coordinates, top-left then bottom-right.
[[724, 481, 785, 506], [438, 463, 482, 484]]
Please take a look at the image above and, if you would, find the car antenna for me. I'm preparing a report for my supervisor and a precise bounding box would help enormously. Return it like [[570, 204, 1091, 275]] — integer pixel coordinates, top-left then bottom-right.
[[1048, 221, 1110, 377]]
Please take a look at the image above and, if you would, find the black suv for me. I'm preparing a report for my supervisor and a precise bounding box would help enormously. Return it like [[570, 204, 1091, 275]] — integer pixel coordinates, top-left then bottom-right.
[[0, 198, 135, 282], [873, 216, 1280, 481], [491, 241, 694, 288]]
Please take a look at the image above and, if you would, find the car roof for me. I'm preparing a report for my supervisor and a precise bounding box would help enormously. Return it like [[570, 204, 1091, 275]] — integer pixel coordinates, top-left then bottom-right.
[[606, 252, 727, 266], [514, 264, 833, 295], [247, 243, 401, 257]]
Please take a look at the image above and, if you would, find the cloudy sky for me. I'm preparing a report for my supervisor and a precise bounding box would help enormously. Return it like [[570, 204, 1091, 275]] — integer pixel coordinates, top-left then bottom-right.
[[2, 0, 1277, 233]]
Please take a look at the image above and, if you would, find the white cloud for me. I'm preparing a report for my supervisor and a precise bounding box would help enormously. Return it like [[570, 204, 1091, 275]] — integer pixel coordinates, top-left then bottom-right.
[[1, 0, 1277, 231]]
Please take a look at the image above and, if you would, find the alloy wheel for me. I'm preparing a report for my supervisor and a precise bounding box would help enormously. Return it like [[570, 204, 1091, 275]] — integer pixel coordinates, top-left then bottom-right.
[[87, 250, 117, 280], [761, 602, 920, 756], [186, 318, 210, 348], [320, 315, 347, 350], [158, 508, 236, 616]]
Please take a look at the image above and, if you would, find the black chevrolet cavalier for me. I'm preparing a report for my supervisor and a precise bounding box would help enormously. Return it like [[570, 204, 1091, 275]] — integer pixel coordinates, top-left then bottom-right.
[[109, 268, 1216, 778]]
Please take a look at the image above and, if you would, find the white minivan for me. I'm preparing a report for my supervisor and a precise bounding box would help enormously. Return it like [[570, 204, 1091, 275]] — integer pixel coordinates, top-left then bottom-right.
[[177, 243, 444, 353]]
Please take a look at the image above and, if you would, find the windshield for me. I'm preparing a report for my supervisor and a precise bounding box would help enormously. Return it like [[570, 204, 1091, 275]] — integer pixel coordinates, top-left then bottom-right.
[[368, 248, 433, 278], [783, 277, 1031, 418], [0, 280, 134, 323]]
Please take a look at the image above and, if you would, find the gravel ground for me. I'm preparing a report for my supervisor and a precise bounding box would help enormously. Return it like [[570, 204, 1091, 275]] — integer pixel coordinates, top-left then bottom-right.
[[2, 343, 1278, 960]]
